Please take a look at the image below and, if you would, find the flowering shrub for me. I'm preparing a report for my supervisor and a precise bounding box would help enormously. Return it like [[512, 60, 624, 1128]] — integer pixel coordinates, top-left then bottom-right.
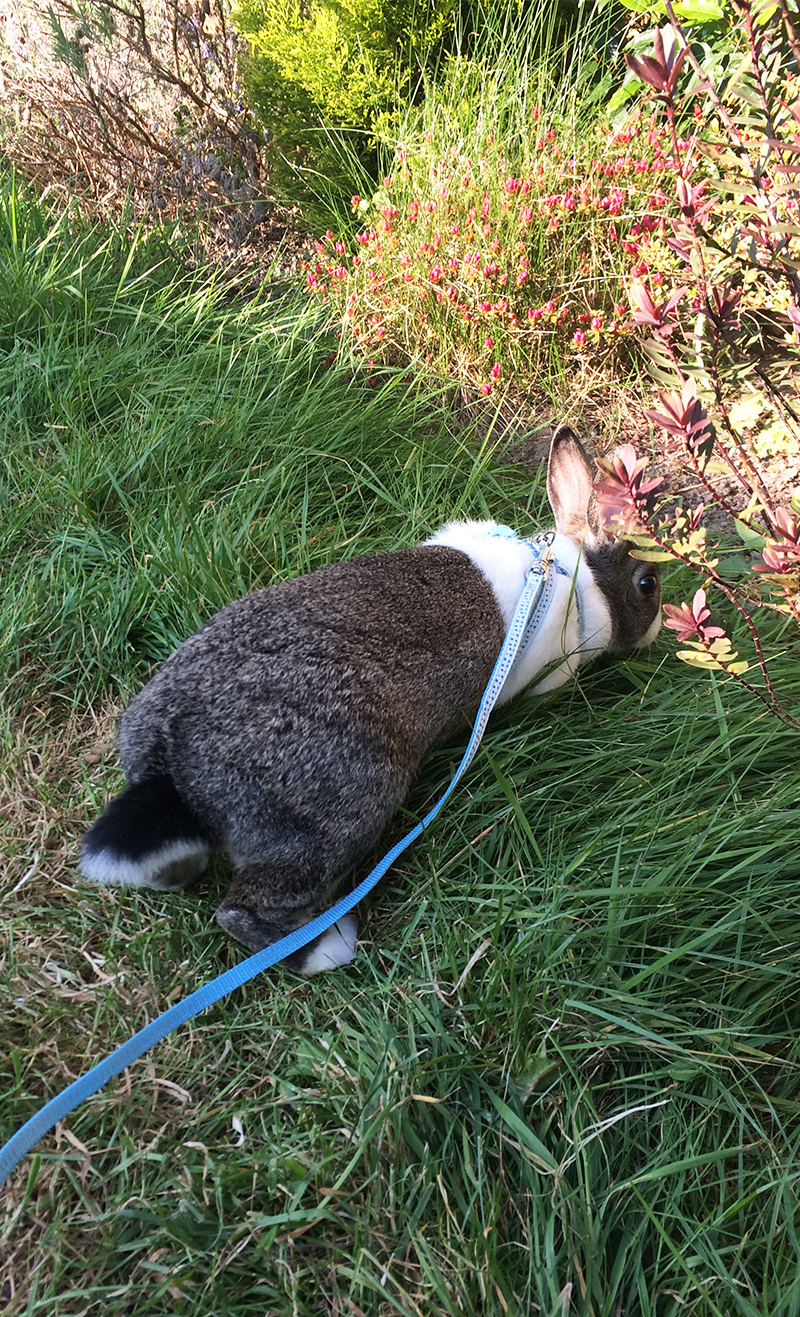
[[303, 6, 799, 725], [594, 9, 800, 727], [303, 92, 688, 393]]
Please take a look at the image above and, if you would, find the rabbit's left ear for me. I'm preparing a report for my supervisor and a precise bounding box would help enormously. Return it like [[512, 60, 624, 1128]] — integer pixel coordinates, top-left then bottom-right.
[[546, 425, 606, 542]]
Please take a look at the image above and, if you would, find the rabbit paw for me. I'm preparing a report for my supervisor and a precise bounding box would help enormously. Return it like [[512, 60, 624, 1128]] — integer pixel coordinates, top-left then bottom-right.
[[299, 915, 358, 975]]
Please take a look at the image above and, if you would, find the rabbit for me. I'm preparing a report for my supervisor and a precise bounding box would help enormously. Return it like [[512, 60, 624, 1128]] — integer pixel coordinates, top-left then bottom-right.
[[80, 427, 661, 974]]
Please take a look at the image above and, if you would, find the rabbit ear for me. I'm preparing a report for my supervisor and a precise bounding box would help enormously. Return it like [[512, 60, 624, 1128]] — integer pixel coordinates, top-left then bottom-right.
[[546, 425, 605, 541]]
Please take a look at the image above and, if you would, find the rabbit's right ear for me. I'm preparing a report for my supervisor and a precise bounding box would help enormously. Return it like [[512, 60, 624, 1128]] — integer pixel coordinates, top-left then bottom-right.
[[546, 425, 605, 542]]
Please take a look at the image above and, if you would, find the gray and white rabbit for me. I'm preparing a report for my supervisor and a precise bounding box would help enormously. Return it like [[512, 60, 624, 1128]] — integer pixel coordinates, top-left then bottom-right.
[[81, 427, 661, 973]]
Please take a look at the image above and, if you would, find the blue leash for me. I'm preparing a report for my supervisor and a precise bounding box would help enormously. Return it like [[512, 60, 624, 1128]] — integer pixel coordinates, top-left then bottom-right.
[[0, 540, 557, 1189]]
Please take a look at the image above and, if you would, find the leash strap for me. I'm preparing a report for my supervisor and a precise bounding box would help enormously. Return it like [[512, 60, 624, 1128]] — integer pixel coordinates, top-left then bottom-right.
[[0, 544, 555, 1188]]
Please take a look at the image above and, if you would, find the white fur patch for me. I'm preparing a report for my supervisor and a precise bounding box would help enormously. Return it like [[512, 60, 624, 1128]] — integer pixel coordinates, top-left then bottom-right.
[[526, 534, 614, 697], [422, 521, 614, 702], [301, 915, 358, 975], [81, 839, 210, 889], [637, 609, 662, 648]]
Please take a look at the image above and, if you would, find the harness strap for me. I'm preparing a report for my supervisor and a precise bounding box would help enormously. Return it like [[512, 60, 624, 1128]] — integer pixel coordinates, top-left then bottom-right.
[[0, 541, 558, 1189]]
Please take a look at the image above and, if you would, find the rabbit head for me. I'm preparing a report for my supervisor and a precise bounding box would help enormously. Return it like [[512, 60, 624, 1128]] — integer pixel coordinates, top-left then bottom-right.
[[546, 425, 662, 656]]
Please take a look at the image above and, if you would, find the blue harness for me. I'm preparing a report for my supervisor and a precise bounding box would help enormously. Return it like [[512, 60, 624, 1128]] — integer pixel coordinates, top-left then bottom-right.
[[0, 532, 570, 1189]]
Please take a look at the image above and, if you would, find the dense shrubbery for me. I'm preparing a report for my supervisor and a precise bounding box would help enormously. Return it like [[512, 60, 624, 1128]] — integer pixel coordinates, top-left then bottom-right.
[[304, 89, 678, 391], [595, 6, 800, 727], [230, 0, 459, 212], [299, 24, 697, 390], [1, 0, 265, 244], [232, 0, 456, 125], [0, 0, 624, 236], [229, 0, 610, 221]]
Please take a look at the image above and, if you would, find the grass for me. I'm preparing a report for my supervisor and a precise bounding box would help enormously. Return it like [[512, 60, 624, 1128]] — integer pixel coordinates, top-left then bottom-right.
[[2, 123, 800, 1317]]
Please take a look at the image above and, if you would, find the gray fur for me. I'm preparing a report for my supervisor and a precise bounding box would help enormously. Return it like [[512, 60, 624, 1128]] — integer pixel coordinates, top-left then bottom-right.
[[82, 429, 661, 972], [116, 546, 506, 965], [583, 539, 661, 652]]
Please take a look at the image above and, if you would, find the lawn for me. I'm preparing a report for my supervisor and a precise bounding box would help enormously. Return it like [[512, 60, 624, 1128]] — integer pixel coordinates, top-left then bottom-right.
[[2, 175, 799, 1317], [2, 16, 800, 1312]]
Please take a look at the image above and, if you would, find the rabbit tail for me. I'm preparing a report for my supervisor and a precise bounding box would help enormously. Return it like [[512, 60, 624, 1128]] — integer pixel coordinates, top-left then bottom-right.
[[81, 776, 211, 890]]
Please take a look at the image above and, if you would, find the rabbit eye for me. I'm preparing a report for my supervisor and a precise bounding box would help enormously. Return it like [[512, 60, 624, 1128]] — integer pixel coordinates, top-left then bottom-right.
[[638, 574, 658, 596]]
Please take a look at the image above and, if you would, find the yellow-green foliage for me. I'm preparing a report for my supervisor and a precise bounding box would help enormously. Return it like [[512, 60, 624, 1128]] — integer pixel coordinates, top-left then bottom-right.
[[232, 0, 456, 128]]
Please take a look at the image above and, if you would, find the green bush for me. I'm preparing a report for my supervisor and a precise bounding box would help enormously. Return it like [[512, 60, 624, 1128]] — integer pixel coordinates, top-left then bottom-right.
[[231, 0, 458, 215]]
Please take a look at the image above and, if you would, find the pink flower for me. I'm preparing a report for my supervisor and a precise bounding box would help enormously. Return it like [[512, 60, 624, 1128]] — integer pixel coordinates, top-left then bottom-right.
[[573, 330, 586, 346], [480, 382, 492, 395], [644, 380, 713, 457], [663, 589, 724, 642], [490, 362, 501, 379], [593, 444, 664, 531], [753, 509, 800, 575]]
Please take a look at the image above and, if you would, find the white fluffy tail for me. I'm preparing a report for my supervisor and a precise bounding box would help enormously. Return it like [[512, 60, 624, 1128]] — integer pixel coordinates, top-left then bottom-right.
[[81, 776, 210, 891]]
